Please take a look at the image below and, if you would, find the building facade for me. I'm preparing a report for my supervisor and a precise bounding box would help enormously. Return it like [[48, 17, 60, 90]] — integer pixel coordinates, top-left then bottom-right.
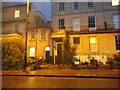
[[2, 3, 50, 59], [51, 1, 120, 64]]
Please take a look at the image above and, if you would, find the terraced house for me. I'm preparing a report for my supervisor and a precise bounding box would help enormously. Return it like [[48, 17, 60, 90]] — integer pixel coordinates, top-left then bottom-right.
[[2, 3, 50, 60], [51, 1, 120, 64]]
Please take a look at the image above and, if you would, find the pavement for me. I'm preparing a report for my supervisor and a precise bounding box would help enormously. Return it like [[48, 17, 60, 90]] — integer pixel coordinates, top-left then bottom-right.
[[1, 69, 120, 79]]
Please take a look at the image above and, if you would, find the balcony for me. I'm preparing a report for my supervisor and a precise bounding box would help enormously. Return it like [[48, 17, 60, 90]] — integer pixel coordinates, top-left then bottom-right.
[[52, 24, 120, 33], [2, 30, 23, 35]]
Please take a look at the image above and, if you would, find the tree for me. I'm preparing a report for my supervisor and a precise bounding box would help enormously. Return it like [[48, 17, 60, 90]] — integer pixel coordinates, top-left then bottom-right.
[[62, 31, 76, 64], [2, 37, 24, 70]]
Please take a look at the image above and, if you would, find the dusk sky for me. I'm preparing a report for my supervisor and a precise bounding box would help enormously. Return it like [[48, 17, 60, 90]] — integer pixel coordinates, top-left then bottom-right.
[[2, 2, 51, 21]]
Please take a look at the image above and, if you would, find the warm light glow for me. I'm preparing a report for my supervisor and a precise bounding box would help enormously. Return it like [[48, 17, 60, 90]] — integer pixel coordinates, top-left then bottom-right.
[[90, 37, 96, 44], [15, 10, 20, 18], [30, 47, 35, 57], [112, 0, 120, 6], [45, 47, 50, 51], [74, 61, 80, 65]]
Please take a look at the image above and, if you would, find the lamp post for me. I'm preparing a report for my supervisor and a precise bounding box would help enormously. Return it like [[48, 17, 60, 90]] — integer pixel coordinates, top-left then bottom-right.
[[23, 0, 30, 72]]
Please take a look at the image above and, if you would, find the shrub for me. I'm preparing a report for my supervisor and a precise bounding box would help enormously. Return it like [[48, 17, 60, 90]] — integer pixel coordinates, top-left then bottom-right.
[[2, 37, 24, 70]]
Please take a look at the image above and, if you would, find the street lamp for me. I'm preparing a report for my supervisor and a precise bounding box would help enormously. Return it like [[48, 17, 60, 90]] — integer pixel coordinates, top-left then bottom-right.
[[23, 0, 30, 72]]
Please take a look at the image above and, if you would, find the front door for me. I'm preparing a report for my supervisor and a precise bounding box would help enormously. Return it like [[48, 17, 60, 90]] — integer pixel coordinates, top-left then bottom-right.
[[56, 43, 63, 64]]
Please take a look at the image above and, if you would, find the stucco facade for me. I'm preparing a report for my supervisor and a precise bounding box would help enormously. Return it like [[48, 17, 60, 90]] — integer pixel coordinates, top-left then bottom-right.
[[2, 3, 50, 60], [51, 2, 120, 64]]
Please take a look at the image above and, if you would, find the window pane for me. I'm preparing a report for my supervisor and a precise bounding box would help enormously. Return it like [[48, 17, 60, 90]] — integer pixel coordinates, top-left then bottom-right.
[[88, 0, 94, 8], [90, 36, 96, 44], [30, 31, 35, 40], [59, 2, 64, 11], [30, 47, 35, 57], [112, 0, 120, 6], [115, 35, 120, 50], [88, 16, 95, 28], [73, 37, 80, 44], [41, 32, 46, 40], [59, 19, 65, 29], [73, 2, 79, 10], [14, 25, 18, 33], [15, 10, 20, 18]]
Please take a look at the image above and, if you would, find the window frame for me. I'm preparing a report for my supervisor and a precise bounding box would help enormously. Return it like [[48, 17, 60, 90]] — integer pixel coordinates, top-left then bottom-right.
[[115, 35, 120, 51], [40, 31, 46, 40], [88, 16, 96, 28], [29, 47, 35, 57], [30, 31, 35, 41], [72, 2, 79, 10], [89, 36, 97, 52], [14, 9, 20, 18], [58, 2, 65, 11], [88, 0, 94, 8], [13, 24, 19, 33], [58, 19, 65, 29], [73, 37, 80, 44]]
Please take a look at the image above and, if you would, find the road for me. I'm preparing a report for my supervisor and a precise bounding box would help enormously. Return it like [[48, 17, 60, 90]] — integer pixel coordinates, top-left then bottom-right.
[[2, 76, 119, 88]]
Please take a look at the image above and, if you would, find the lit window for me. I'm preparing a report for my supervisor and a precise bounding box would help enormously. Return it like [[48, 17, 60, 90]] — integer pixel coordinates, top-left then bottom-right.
[[73, 2, 79, 10], [13, 24, 18, 33], [59, 19, 65, 29], [112, 0, 120, 6], [115, 35, 120, 50], [113, 15, 120, 29], [73, 37, 80, 44], [88, 0, 94, 8], [40, 32, 46, 40], [30, 47, 35, 57], [15, 10, 20, 18], [89, 36, 97, 52], [30, 31, 35, 41], [58, 2, 64, 11]]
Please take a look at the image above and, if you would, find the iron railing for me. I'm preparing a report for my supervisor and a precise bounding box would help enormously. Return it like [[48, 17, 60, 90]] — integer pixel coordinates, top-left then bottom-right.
[[52, 24, 119, 32]]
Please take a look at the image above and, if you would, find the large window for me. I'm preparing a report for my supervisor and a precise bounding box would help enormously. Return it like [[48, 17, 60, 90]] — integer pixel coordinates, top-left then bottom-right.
[[88, 16, 95, 28], [73, 2, 79, 10], [113, 15, 120, 29], [89, 36, 97, 52], [72, 18, 80, 31], [30, 31, 35, 41], [88, 0, 94, 8], [13, 24, 18, 33], [73, 37, 80, 44], [40, 31, 46, 40], [115, 35, 120, 50], [58, 2, 64, 11], [15, 10, 20, 18], [112, 0, 120, 6], [58, 19, 65, 29], [30, 47, 35, 57]]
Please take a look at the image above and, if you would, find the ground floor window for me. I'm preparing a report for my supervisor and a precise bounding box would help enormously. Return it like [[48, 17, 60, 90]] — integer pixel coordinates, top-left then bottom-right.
[[89, 36, 97, 52], [29, 47, 35, 57], [115, 35, 120, 50]]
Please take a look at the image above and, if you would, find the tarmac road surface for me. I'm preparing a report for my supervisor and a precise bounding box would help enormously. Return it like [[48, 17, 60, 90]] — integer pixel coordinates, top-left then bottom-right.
[[2, 76, 119, 88]]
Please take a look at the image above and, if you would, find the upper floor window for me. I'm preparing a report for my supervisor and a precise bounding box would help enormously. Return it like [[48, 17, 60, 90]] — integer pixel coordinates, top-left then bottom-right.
[[115, 35, 120, 50], [40, 31, 46, 40], [73, 2, 79, 10], [58, 2, 64, 11], [88, 0, 94, 8], [88, 16, 96, 28], [58, 19, 65, 29], [113, 15, 120, 29], [112, 0, 120, 6], [73, 37, 80, 44], [15, 10, 20, 18], [13, 24, 18, 33], [30, 31, 35, 41]]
